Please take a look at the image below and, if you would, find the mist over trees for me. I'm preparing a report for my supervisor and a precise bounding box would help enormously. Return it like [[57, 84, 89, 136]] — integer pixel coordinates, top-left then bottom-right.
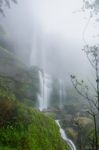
[[0, 0, 99, 150], [69, 1, 99, 149]]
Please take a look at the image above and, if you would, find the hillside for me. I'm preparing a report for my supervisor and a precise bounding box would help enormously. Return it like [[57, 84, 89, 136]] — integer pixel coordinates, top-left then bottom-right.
[[0, 46, 27, 76], [0, 46, 40, 107], [0, 46, 70, 150], [0, 95, 70, 150]]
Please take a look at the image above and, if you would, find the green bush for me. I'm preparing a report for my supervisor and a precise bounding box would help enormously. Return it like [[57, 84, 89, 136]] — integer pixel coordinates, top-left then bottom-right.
[[0, 146, 17, 150], [0, 96, 69, 150]]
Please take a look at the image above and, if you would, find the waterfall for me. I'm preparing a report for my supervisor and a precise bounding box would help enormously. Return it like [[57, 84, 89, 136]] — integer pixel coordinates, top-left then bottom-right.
[[38, 71, 43, 111], [38, 70, 51, 111], [59, 79, 63, 109], [38, 71, 67, 110], [56, 120, 77, 150], [38, 70, 77, 150]]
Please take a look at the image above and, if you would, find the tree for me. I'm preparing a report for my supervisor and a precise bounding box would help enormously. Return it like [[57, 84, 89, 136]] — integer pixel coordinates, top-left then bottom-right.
[[82, 0, 99, 17], [0, 0, 17, 16], [71, 45, 99, 149]]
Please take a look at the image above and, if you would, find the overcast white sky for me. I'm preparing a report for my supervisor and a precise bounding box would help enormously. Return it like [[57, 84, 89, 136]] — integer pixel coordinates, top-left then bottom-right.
[[29, 0, 98, 76], [1, 0, 99, 78], [32, 0, 83, 40], [29, 0, 98, 44]]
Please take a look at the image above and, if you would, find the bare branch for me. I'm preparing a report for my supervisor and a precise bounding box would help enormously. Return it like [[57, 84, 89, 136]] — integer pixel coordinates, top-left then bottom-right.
[[0, 0, 17, 16], [71, 75, 98, 112], [87, 78, 97, 93]]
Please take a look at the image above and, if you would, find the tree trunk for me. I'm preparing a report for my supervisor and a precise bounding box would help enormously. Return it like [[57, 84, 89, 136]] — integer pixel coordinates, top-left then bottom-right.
[[93, 114, 98, 150]]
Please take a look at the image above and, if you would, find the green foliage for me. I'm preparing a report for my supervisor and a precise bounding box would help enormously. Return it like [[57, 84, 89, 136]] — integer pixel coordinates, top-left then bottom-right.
[[0, 63, 40, 107], [0, 93, 69, 150], [0, 147, 17, 150], [0, 33, 70, 150], [0, 44, 42, 107]]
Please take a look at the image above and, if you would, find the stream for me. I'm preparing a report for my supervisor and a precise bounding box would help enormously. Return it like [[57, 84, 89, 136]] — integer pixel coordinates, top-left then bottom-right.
[[38, 70, 77, 150], [56, 120, 77, 150]]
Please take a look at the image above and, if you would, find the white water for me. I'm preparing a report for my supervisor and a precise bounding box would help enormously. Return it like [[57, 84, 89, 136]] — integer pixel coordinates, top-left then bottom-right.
[[38, 71, 43, 111], [38, 71, 76, 150], [38, 71, 51, 111], [59, 79, 63, 109], [56, 120, 77, 150], [38, 71, 66, 110]]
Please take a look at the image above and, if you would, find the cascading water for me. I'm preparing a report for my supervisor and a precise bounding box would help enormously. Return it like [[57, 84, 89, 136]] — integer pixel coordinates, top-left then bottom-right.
[[56, 120, 77, 150], [38, 71, 76, 150], [38, 70, 51, 111], [59, 79, 63, 109], [43, 73, 51, 110], [38, 70, 44, 111]]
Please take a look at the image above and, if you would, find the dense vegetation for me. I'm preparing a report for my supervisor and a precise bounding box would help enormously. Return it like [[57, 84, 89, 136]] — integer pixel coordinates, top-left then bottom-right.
[[1, 1, 99, 149], [0, 46, 41, 107], [0, 96, 69, 150], [0, 46, 70, 150]]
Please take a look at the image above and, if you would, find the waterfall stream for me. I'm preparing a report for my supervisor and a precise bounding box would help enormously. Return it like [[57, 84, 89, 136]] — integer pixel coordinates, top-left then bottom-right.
[[38, 70, 77, 150], [59, 79, 63, 109], [38, 70, 51, 111], [56, 120, 76, 150]]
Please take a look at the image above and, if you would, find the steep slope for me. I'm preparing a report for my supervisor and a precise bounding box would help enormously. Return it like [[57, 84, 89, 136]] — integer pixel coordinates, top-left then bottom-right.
[[0, 46, 27, 77], [0, 97, 70, 150], [0, 46, 40, 107], [0, 46, 70, 150]]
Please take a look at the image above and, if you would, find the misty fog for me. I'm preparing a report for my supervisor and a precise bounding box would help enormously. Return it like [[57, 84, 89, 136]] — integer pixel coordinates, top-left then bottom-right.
[[0, 0, 98, 79], [1, 1, 99, 149]]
